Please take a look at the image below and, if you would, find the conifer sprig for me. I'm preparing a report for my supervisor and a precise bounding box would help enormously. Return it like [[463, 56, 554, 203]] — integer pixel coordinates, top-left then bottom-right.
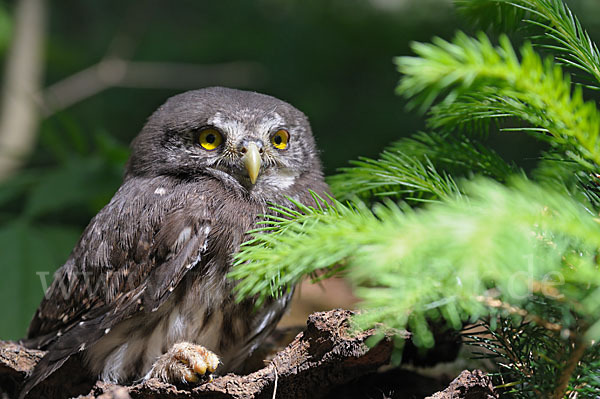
[[456, 0, 600, 87], [328, 149, 461, 204], [397, 33, 600, 169], [329, 131, 519, 203], [462, 320, 600, 397], [233, 180, 600, 345], [533, 154, 600, 211]]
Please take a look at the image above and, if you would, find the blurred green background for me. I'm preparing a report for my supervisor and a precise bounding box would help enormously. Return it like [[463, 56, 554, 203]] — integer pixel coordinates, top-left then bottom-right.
[[0, 0, 599, 340]]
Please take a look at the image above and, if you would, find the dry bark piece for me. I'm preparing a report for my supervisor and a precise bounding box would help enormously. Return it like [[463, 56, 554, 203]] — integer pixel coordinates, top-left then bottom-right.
[[0, 341, 44, 397], [426, 369, 498, 399]]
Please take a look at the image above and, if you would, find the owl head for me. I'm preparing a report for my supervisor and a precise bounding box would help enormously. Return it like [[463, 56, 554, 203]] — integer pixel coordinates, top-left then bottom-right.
[[125, 87, 322, 193]]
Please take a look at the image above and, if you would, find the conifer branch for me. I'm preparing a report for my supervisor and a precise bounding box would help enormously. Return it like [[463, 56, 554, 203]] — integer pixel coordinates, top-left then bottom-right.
[[329, 131, 519, 203], [328, 148, 461, 204], [233, 179, 600, 348], [552, 335, 588, 399], [397, 32, 600, 169], [456, 0, 600, 87]]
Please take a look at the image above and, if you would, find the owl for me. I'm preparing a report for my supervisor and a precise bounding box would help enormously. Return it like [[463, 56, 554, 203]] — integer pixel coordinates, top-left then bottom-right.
[[19, 87, 328, 398]]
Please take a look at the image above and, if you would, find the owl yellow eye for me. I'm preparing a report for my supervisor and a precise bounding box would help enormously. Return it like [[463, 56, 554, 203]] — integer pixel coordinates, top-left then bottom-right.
[[198, 128, 223, 150], [271, 129, 289, 150]]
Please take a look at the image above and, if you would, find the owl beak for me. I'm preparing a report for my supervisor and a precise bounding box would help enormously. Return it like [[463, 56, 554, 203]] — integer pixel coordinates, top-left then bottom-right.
[[242, 142, 262, 184]]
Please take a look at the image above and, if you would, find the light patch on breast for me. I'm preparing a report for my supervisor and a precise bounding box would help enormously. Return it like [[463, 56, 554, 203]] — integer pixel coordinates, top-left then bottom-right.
[[166, 311, 187, 342], [100, 343, 129, 383], [271, 173, 297, 190], [142, 320, 169, 371], [154, 187, 167, 196]]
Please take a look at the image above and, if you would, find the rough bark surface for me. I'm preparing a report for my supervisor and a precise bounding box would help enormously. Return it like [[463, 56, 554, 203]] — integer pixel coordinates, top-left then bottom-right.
[[0, 309, 495, 399], [425, 370, 498, 399], [0, 309, 394, 399]]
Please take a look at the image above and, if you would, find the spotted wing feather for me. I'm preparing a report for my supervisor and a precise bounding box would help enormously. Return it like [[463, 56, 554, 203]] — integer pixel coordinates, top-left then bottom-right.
[[20, 176, 212, 398]]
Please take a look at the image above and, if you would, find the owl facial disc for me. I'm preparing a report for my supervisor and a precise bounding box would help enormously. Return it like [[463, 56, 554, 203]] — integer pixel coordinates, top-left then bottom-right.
[[241, 141, 262, 184]]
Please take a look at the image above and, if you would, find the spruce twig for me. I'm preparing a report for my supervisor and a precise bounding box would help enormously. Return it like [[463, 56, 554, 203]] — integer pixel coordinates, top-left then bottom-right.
[[552, 336, 588, 399]]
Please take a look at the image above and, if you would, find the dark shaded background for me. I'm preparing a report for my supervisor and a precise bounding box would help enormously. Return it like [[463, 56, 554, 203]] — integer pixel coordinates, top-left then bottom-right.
[[0, 0, 598, 340]]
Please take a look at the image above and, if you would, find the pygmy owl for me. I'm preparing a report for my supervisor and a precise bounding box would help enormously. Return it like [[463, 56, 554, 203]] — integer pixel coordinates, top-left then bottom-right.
[[19, 87, 328, 398]]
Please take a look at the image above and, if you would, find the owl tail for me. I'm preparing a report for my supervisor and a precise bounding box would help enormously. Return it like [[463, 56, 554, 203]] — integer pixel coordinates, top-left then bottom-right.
[[19, 351, 72, 399], [19, 319, 106, 399]]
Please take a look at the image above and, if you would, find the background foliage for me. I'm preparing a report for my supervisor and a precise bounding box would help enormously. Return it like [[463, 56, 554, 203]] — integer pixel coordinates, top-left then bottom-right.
[[1, 4, 600, 394]]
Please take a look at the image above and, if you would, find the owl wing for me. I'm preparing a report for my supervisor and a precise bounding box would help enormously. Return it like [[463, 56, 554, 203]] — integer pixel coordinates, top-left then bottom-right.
[[21, 178, 213, 398]]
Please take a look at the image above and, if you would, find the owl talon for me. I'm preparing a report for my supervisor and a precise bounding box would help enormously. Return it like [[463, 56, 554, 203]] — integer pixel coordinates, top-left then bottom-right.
[[183, 369, 200, 383], [146, 342, 220, 385]]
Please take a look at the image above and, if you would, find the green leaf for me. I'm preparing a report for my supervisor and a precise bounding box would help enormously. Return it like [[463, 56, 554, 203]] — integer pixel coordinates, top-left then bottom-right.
[[457, 0, 600, 88], [329, 131, 520, 203]]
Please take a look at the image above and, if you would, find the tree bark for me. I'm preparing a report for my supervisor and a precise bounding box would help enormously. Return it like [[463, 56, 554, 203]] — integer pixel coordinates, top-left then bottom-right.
[[0, 309, 394, 399], [0, 309, 496, 399]]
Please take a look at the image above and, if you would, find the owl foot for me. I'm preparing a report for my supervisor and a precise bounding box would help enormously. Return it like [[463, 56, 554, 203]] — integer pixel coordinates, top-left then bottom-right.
[[146, 342, 220, 385]]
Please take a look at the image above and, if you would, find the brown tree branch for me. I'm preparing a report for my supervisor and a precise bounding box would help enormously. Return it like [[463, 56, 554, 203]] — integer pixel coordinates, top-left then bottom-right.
[[0, 0, 46, 180], [41, 59, 266, 117], [0, 309, 395, 399], [551, 336, 589, 399], [425, 370, 497, 399], [0, 309, 496, 399]]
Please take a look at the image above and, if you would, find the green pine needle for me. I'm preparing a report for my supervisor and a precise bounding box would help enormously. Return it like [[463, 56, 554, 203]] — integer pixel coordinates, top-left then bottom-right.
[[329, 131, 521, 203], [396, 32, 600, 169], [232, 179, 600, 347], [456, 0, 600, 87]]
